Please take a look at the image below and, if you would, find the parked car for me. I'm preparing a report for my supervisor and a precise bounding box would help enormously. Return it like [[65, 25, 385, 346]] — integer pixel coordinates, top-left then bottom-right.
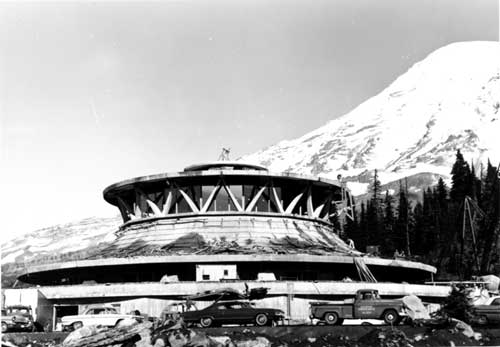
[[472, 296, 500, 326], [61, 305, 143, 331], [181, 300, 284, 327], [309, 289, 406, 325], [1, 305, 36, 333]]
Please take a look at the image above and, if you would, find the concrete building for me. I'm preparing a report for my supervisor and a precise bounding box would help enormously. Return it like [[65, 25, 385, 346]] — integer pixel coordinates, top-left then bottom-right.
[[15, 162, 450, 327]]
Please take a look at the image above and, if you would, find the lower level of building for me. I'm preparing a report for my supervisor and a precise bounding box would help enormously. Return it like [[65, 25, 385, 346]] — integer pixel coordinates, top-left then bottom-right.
[[2, 280, 451, 331]]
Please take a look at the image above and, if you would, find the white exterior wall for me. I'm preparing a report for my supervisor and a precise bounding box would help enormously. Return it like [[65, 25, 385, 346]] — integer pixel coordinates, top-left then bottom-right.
[[196, 264, 237, 281]]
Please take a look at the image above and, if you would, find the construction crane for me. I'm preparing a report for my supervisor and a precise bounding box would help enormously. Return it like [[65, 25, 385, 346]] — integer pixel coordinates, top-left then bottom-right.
[[461, 195, 485, 273]]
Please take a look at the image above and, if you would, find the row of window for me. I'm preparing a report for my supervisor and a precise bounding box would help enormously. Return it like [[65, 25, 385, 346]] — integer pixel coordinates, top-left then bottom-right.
[[120, 183, 342, 220]]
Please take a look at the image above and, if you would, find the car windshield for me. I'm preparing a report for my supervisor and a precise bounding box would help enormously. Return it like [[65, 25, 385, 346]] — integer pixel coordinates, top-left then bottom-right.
[[8, 308, 30, 314], [88, 307, 118, 314]]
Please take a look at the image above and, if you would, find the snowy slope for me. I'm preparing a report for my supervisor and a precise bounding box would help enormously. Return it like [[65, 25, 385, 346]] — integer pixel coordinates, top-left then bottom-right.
[[1, 216, 120, 265], [242, 42, 500, 195]]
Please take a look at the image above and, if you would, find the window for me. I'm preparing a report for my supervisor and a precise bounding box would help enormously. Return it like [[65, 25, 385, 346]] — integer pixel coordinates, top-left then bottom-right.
[[363, 293, 373, 300], [202, 274, 210, 280], [217, 305, 226, 310], [223, 269, 229, 276], [492, 298, 500, 306]]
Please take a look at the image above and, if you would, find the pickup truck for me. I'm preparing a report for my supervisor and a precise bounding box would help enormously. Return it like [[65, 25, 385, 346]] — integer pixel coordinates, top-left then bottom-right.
[[61, 305, 142, 331], [309, 289, 406, 325], [472, 296, 500, 326]]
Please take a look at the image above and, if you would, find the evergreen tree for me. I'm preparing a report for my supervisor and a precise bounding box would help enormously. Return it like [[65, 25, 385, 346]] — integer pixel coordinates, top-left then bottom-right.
[[448, 150, 473, 277], [412, 201, 425, 255], [358, 201, 368, 252], [479, 161, 500, 272], [422, 188, 437, 254], [395, 180, 411, 255], [366, 170, 384, 250], [450, 149, 472, 203], [383, 191, 396, 255], [434, 178, 450, 269]]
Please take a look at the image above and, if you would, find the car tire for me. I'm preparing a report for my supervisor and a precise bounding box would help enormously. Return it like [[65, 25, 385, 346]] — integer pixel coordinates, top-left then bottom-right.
[[477, 315, 488, 326], [199, 317, 213, 328], [255, 313, 268, 326], [324, 312, 340, 325], [383, 310, 400, 325], [1, 322, 8, 333], [72, 321, 83, 330]]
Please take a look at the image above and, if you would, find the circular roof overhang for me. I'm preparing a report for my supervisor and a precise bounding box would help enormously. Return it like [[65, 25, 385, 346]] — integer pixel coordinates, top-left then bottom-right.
[[103, 169, 343, 205], [18, 254, 437, 283]]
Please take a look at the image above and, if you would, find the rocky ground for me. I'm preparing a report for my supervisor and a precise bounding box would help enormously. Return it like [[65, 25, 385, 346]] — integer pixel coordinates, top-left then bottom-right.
[[3, 320, 500, 347]]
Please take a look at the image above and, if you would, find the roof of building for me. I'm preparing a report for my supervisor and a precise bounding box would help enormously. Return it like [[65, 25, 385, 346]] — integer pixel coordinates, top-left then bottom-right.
[[183, 162, 268, 172]]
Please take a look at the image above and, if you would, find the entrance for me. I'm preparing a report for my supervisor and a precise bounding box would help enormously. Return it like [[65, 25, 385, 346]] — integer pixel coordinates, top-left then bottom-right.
[[53, 305, 78, 331]]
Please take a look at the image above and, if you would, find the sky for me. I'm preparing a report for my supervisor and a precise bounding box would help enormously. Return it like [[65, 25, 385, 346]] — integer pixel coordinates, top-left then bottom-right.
[[0, 0, 498, 241]]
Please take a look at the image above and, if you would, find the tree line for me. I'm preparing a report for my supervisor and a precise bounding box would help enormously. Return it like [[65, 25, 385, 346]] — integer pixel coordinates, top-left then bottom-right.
[[344, 150, 500, 279]]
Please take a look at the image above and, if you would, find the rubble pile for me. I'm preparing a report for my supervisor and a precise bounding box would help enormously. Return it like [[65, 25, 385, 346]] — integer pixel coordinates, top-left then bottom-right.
[[357, 328, 413, 347], [2, 318, 499, 347]]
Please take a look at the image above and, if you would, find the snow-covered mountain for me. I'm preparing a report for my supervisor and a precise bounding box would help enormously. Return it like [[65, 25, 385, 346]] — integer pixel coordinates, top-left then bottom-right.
[[1, 216, 122, 287], [1, 216, 120, 265], [242, 41, 500, 195]]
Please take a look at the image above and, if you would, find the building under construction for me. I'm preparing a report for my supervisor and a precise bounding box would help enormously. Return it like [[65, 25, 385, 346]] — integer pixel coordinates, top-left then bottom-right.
[[12, 162, 450, 328]]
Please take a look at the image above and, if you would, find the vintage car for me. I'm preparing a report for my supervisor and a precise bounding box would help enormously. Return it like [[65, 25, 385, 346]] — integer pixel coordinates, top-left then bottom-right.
[[61, 305, 143, 331], [181, 300, 285, 327], [472, 296, 500, 326], [1, 305, 36, 333], [309, 289, 406, 325]]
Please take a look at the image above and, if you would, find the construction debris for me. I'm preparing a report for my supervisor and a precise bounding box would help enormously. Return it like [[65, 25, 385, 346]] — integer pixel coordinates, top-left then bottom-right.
[[402, 295, 430, 320], [62, 321, 151, 347], [87, 232, 362, 260]]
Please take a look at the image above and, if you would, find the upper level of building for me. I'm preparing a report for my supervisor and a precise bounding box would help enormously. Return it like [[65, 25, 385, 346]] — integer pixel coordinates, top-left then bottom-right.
[[103, 162, 353, 228]]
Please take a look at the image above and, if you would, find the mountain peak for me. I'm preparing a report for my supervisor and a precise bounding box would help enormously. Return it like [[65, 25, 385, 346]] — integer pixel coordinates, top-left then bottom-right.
[[241, 41, 500, 194]]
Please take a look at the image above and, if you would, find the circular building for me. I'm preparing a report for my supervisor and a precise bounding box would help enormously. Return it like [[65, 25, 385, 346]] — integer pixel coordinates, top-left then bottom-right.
[[20, 162, 435, 285], [17, 162, 448, 324]]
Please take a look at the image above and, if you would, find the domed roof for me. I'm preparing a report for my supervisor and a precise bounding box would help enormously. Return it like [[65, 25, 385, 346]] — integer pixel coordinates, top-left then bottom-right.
[[183, 161, 267, 172]]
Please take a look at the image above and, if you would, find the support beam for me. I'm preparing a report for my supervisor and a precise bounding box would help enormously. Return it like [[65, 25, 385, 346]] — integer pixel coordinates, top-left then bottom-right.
[[307, 186, 314, 217], [272, 187, 285, 214], [285, 193, 303, 214], [178, 189, 200, 213], [223, 184, 243, 212], [146, 200, 162, 217], [116, 197, 133, 221], [201, 183, 222, 213], [134, 204, 142, 218], [246, 186, 267, 212], [313, 204, 325, 218], [162, 191, 173, 215]]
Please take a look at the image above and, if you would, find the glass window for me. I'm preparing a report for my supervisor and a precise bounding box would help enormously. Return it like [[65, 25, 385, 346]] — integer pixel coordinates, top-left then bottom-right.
[[492, 298, 500, 305]]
